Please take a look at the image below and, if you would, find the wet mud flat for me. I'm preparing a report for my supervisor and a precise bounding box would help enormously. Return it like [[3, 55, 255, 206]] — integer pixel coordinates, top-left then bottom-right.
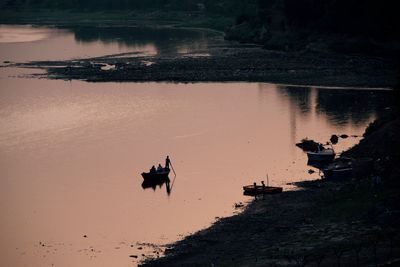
[[141, 178, 400, 266], [17, 46, 398, 88]]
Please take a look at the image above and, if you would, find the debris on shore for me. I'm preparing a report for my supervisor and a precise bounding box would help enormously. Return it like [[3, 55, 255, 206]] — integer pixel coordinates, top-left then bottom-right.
[[330, 134, 339, 144]]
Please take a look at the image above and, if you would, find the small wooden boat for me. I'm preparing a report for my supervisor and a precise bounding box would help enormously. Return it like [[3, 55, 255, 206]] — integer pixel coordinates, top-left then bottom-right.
[[322, 159, 352, 179], [307, 147, 335, 162], [141, 168, 170, 181], [243, 185, 283, 195], [331, 168, 353, 179], [323, 166, 353, 180]]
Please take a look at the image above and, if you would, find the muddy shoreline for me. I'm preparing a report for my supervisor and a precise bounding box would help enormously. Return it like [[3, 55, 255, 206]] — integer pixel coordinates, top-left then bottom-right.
[[140, 180, 399, 266], [15, 44, 398, 88]]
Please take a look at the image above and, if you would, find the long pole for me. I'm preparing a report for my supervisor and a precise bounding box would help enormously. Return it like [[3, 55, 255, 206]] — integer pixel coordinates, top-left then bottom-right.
[[169, 159, 177, 193], [170, 160, 176, 177]]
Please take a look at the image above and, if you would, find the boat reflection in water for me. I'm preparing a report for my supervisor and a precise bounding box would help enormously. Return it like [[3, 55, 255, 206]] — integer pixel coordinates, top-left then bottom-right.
[[141, 176, 171, 195]]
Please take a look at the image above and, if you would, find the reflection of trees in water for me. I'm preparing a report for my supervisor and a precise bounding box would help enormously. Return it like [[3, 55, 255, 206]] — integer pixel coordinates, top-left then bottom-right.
[[277, 86, 312, 116], [69, 26, 213, 55], [276, 85, 395, 127], [275, 86, 312, 150], [315, 89, 395, 126]]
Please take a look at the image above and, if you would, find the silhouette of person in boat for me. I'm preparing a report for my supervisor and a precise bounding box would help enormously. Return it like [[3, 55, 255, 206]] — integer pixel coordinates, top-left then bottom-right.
[[150, 165, 156, 173], [165, 155, 170, 169], [261, 181, 266, 199], [157, 164, 163, 172]]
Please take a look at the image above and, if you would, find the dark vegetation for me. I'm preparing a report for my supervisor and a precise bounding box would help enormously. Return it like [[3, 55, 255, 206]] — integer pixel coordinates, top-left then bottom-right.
[[2, 0, 400, 55], [225, 0, 400, 54], [364, 78, 400, 137], [0, 0, 201, 11]]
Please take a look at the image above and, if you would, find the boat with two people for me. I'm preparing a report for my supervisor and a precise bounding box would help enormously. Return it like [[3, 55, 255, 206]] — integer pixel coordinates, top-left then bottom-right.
[[243, 184, 283, 195], [243, 175, 283, 196]]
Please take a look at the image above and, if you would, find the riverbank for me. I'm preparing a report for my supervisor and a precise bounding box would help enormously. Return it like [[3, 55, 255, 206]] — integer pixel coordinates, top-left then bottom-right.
[[1, 10, 397, 88], [142, 118, 400, 266], [13, 45, 397, 88]]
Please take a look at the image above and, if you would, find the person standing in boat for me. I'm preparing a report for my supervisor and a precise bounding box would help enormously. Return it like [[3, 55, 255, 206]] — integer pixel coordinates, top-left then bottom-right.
[[253, 182, 257, 200], [261, 181, 266, 199], [165, 156, 171, 169]]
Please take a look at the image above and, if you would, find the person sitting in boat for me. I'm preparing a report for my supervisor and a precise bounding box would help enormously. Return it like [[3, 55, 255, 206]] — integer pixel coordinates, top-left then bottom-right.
[[150, 165, 156, 173], [157, 164, 163, 172]]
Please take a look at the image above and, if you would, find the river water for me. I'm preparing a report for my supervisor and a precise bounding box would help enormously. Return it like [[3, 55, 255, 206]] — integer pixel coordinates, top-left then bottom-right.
[[0, 25, 395, 266]]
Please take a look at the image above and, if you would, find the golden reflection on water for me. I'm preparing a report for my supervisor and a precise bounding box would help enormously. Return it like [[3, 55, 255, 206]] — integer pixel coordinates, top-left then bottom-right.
[[0, 70, 392, 266]]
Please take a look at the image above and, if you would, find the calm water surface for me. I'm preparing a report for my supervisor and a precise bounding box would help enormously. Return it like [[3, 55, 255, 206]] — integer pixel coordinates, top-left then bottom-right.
[[0, 24, 219, 62], [0, 25, 394, 266]]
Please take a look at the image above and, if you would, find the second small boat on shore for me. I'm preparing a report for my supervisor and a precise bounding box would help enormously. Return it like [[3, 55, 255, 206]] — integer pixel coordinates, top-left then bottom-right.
[[243, 185, 283, 195], [322, 159, 353, 180]]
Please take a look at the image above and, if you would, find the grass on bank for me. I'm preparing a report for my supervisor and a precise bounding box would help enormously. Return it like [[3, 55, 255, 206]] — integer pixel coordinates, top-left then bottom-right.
[[0, 10, 234, 31], [177, 15, 234, 32], [311, 178, 400, 223]]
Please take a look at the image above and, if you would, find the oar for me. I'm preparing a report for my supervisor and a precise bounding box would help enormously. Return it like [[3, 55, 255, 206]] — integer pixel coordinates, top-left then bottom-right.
[[167, 159, 177, 193], [170, 160, 176, 177]]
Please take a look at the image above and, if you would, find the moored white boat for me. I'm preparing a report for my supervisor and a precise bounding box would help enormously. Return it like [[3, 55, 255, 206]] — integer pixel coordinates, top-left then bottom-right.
[[307, 147, 335, 162]]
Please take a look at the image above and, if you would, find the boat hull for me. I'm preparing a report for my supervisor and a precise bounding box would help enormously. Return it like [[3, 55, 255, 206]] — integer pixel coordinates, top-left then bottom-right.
[[307, 152, 335, 162], [323, 167, 353, 180], [141, 168, 170, 181]]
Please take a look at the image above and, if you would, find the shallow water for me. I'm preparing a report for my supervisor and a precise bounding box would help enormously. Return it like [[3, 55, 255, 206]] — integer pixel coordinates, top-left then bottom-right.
[[0, 25, 395, 266]]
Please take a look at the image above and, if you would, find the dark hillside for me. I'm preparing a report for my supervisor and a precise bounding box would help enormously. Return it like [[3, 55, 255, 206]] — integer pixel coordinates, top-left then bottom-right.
[[225, 0, 400, 54]]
